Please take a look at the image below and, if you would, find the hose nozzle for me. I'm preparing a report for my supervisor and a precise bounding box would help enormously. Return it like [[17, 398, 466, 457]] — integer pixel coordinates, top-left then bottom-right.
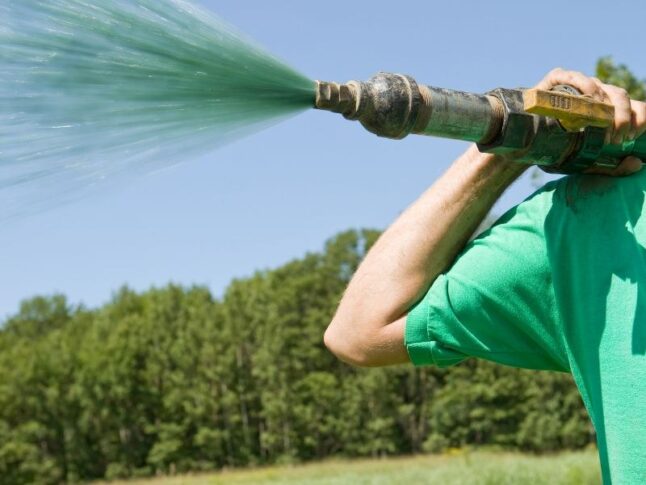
[[315, 73, 425, 139], [315, 81, 359, 118], [315, 72, 502, 142]]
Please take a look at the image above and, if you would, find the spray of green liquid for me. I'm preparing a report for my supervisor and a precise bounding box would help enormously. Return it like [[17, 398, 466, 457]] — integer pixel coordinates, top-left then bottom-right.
[[0, 0, 315, 219]]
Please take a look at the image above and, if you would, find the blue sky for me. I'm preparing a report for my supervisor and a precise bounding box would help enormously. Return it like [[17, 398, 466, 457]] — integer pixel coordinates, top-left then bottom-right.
[[1, 0, 644, 318]]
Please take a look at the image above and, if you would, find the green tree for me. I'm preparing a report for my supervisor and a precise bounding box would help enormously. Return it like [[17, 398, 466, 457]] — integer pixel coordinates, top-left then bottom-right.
[[596, 57, 646, 101], [0, 231, 592, 483]]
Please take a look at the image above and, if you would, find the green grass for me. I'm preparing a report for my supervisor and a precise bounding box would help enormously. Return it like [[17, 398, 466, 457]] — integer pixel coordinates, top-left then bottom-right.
[[101, 449, 601, 485]]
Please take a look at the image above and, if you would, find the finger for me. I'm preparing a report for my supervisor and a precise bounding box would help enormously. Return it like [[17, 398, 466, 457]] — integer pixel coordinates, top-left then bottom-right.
[[590, 77, 613, 103], [602, 84, 633, 144], [585, 156, 643, 177], [593, 78, 642, 142], [536, 68, 609, 101], [630, 99, 646, 139]]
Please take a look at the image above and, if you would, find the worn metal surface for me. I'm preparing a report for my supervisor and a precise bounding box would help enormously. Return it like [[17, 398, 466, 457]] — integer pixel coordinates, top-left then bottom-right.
[[315, 81, 358, 116], [418, 86, 502, 143], [316, 73, 424, 139], [479, 88, 578, 169], [314, 72, 646, 173], [315, 73, 500, 142]]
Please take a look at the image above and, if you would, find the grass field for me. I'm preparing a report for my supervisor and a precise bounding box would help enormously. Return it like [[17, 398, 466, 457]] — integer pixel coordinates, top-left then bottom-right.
[[103, 449, 601, 485]]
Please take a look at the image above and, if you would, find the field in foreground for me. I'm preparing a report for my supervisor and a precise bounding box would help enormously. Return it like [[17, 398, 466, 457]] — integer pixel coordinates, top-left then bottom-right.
[[102, 449, 601, 485]]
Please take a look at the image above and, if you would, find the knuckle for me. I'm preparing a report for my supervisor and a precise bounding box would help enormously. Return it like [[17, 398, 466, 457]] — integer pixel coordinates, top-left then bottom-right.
[[545, 67, 565, 81], [614, 87, 629, 98], [632, 107, 646, 126], [635, 103, 646, 121], [616, 109, 632, 122], [604, 85, 624, 97], [616, 117, 632, 132], [581, 79, 597, 94], [562, 70, 598, 96], [613, 111, 632, 140], [562, 71, 576, 83], [570, 71, 589, 83], [635, 105, 646, 136], [592, 79, 610, 98]]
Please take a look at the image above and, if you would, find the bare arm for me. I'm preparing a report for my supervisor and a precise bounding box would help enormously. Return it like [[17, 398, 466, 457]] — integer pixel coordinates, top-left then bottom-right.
[[324, 69, 646, 368], [324, 147, 526, 367]]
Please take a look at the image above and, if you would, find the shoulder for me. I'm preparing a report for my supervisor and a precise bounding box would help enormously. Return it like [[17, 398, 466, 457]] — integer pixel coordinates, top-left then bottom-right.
[[492, 170, 646, 230], [545, 171, 646, 231]]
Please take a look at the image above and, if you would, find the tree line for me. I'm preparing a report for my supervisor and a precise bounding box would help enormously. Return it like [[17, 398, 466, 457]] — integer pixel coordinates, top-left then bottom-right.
[[1, 58, 642, 484], [0, 230, 592, 484]]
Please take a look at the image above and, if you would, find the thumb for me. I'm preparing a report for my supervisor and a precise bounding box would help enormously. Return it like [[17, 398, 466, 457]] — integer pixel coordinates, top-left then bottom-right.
[[585, 156, 643, 177]]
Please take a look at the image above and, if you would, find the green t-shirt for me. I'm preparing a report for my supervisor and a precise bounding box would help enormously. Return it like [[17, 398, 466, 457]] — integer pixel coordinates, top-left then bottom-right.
[[405, 171, 646, 485]]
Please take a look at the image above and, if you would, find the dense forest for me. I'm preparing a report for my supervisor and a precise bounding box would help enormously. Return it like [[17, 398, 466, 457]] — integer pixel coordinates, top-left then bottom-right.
[[0, 230, 593, 484], [0, 60, 642, 484]]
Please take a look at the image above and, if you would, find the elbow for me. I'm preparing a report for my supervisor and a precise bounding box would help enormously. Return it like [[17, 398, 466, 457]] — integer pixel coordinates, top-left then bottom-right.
[[323, 321, 375, 368]]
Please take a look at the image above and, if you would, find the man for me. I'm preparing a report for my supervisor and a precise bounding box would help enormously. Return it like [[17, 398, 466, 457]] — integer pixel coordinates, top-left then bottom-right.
[[324, 69, 646, 484]]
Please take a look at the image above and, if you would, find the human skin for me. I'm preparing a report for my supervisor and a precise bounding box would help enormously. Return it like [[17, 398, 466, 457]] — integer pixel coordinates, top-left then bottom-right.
[[323, 68, 646, 367]]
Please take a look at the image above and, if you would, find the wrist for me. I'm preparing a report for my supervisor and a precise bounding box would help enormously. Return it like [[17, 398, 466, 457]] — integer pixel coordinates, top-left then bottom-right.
[[464, 144, 529, 185]]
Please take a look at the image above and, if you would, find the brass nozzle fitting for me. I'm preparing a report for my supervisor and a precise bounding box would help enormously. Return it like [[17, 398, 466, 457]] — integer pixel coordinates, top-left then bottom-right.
[[315, 80, 360, 118], [314, 73, 424, 139]]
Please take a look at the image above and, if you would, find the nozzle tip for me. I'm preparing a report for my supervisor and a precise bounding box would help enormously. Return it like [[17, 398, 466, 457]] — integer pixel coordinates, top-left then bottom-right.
[[315, 81, 338, 109], [315, 80, 358, 116]]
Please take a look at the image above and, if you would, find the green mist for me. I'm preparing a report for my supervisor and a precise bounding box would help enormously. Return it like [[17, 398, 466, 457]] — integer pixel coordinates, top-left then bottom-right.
[[0, 0, 315, 219]]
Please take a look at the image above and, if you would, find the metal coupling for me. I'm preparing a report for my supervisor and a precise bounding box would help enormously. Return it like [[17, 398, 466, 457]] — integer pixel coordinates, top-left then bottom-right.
[[315, 72, 503, 143], [315, 73, 426, 139]]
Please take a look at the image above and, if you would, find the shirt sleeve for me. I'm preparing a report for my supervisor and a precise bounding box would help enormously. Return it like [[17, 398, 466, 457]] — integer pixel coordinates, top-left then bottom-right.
[[405, 184, 569, 372]]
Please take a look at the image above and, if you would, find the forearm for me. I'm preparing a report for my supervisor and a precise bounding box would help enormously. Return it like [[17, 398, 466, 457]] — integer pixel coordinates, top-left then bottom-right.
[[325, 145, 527, 366]]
